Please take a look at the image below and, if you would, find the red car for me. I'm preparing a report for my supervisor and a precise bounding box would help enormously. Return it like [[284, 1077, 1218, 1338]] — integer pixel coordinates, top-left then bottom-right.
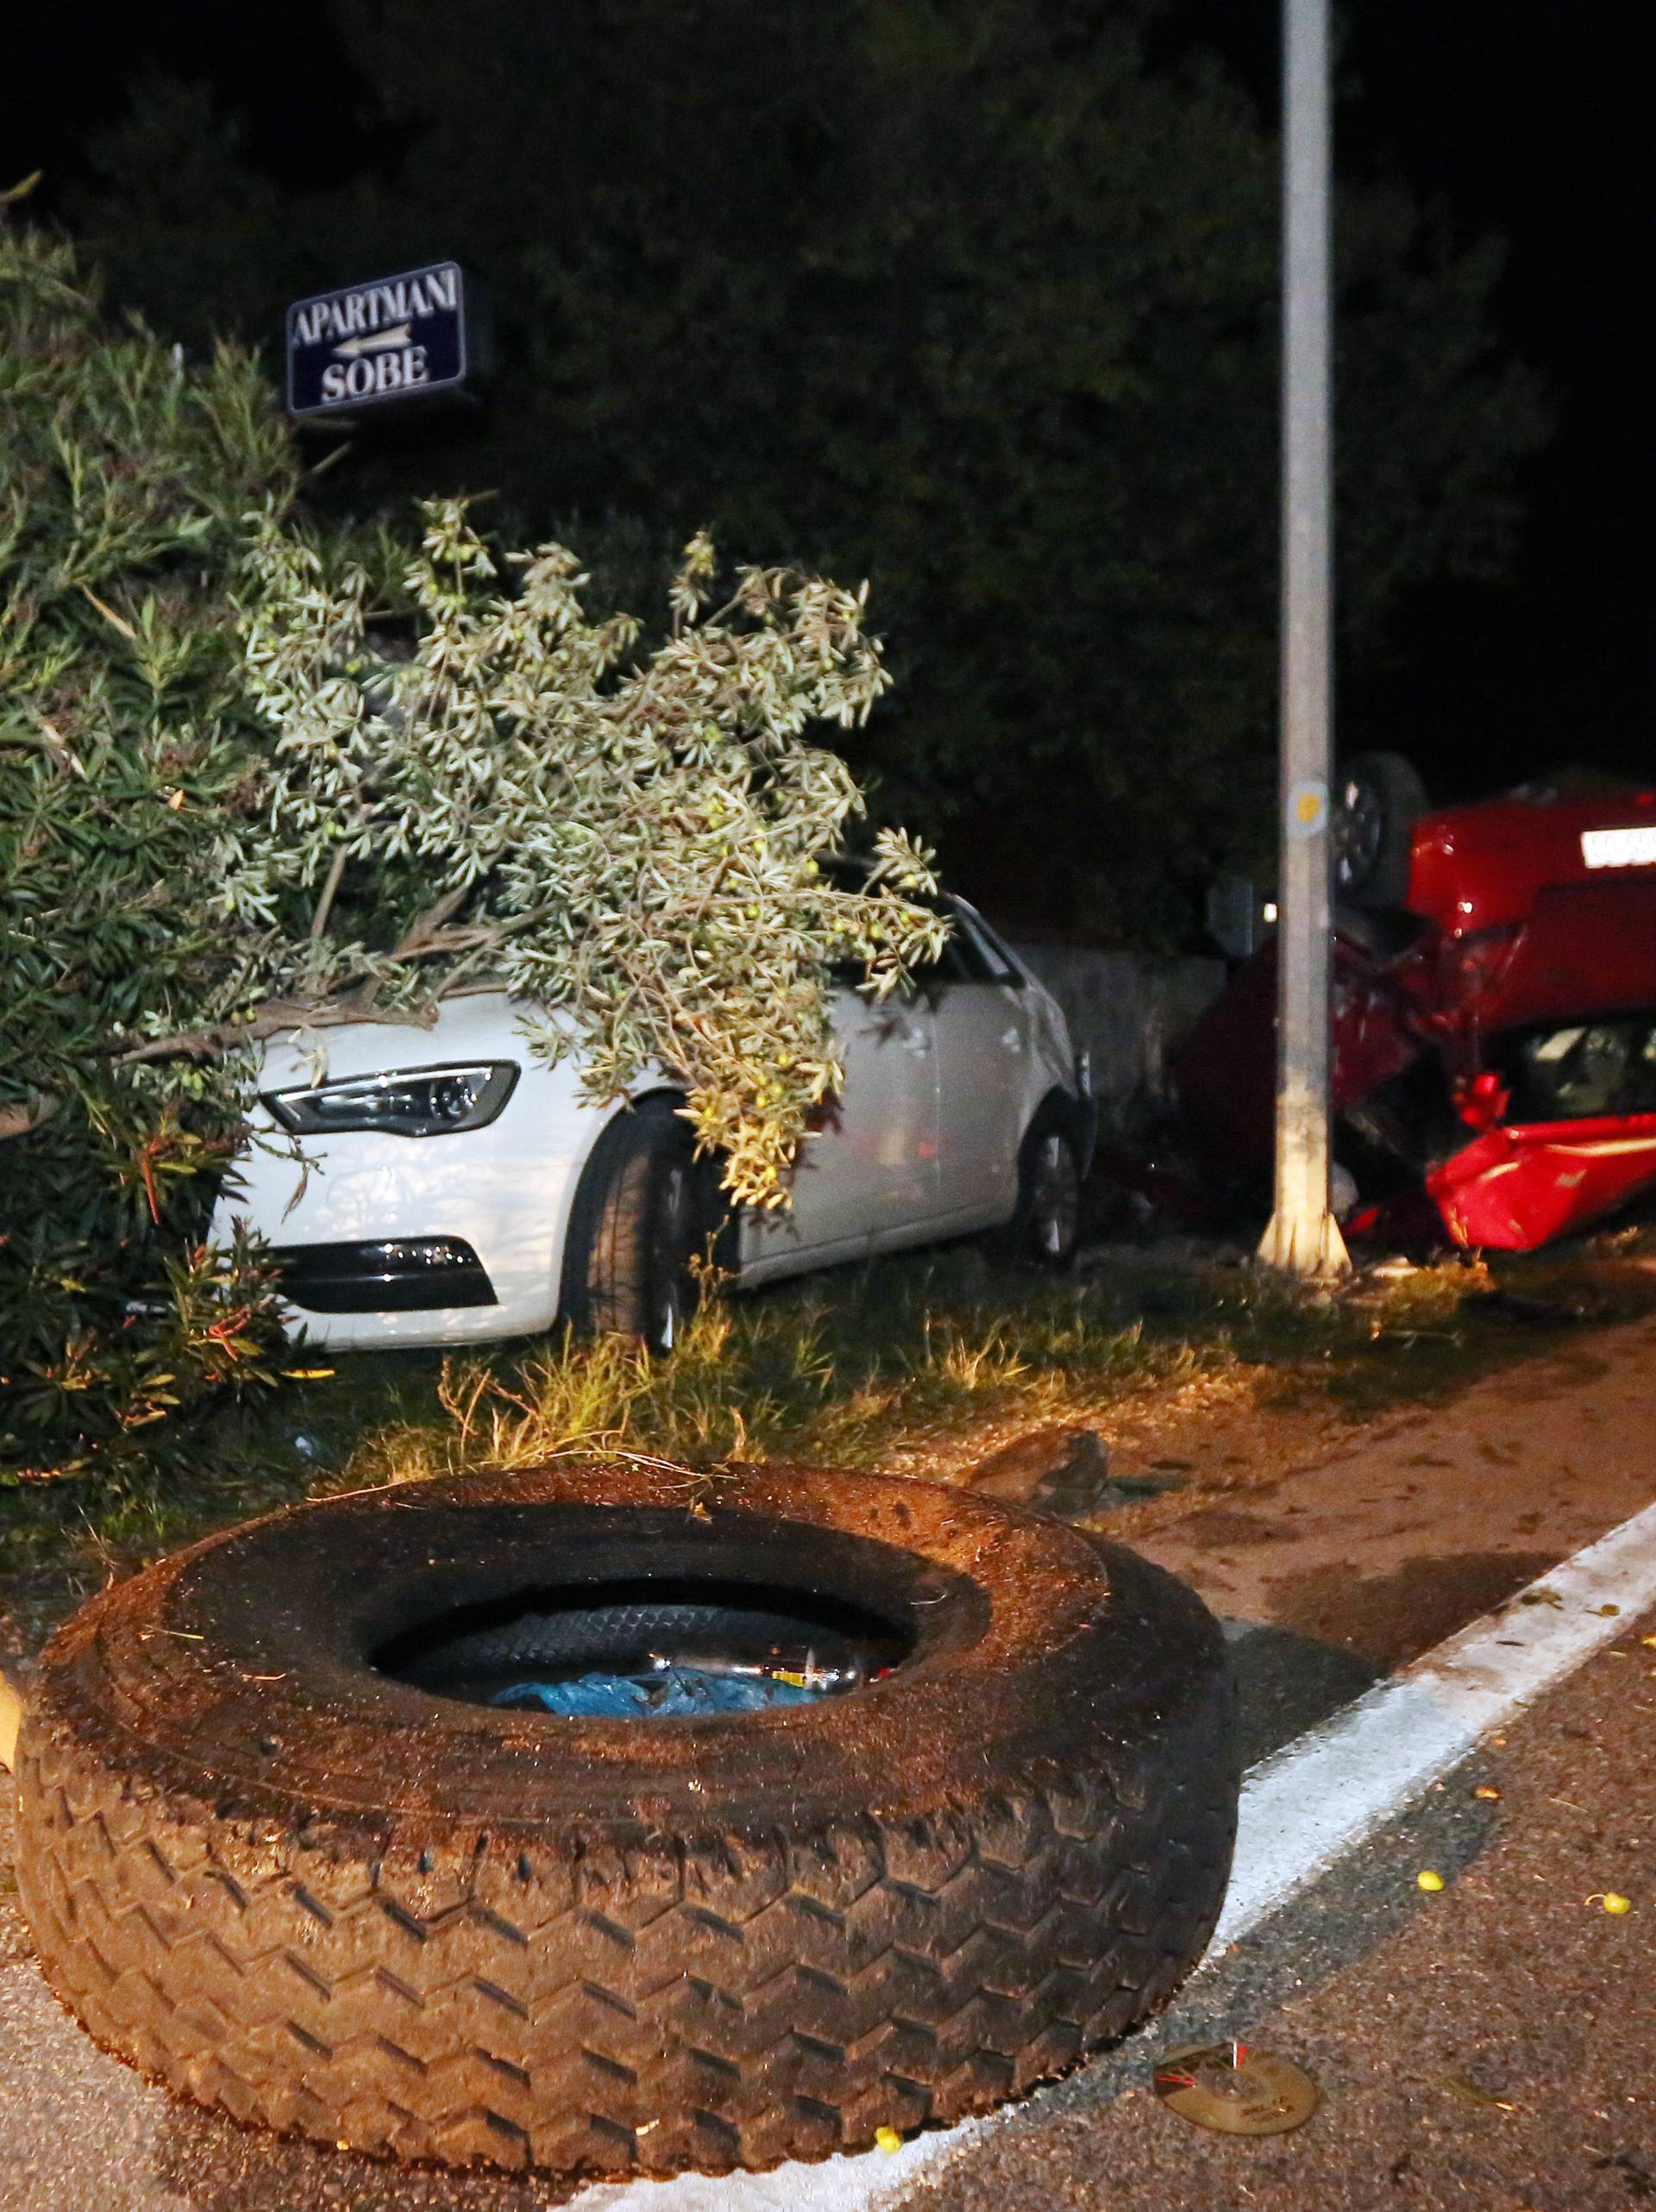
[[1175, 758, 1656, 1252]]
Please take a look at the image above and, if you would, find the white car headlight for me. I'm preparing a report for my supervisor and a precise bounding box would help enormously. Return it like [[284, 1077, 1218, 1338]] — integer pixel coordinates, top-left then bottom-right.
[[264, 1062, 519, 1139]]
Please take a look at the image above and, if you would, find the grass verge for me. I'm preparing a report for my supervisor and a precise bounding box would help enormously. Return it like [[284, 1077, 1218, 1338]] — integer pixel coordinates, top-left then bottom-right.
[[5, 1225, 1656, 1636]]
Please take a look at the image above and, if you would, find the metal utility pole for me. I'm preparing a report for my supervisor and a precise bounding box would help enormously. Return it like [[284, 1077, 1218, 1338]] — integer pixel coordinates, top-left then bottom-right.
[[1258, 0, 1350, 1277]]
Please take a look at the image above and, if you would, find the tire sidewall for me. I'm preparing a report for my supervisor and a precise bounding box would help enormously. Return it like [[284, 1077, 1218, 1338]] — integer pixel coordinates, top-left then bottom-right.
[[1334, 750, 1427, 911], [993, 1110, 1082, 1271], [562, 1102, 722, 1353]]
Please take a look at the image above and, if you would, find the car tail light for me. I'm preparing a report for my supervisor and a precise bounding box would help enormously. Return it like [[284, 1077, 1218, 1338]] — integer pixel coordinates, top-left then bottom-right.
[[1447, 923, 1522, 1006]]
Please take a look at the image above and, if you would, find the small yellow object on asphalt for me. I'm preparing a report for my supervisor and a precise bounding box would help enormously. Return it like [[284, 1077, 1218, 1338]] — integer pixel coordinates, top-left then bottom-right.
[[1472, 1784, 1502, 1802], [1642, 1635, 1656, 1650], [1417, 1869, 1446, 1893], [1592, 1892, 1633, 1916], [875, 2126, 904, 2153]]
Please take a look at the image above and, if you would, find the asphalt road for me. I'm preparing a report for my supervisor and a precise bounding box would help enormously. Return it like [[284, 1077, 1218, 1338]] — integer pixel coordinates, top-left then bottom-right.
[[892, 1606, 1656, 2212], [1136, 1316, 1656, 1674], [1, 1321, 1652, 2212], [3, 1595, 1648, 2212]]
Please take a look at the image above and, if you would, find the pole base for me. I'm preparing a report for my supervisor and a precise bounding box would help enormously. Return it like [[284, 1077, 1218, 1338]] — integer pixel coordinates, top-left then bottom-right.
[[1258, 1206, 1351, 1279]]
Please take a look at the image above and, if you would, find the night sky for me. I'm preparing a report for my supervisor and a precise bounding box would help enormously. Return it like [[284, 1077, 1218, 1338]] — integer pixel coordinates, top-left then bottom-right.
[[3, 2, 1645, 803], [1164, 0, 1647, 799]]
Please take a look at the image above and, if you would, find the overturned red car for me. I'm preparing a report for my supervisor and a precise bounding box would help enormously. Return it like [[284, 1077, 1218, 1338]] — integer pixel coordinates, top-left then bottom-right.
[[1176, 759, 1656, 1252]]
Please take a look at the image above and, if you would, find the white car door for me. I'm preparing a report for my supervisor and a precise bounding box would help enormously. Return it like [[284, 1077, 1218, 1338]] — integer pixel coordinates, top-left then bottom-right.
[[740, 980, 940, 1278], [930, 905, 1034, 1225]]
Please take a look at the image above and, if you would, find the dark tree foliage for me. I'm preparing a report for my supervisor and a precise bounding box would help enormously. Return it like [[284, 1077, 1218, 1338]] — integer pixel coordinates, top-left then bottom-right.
[[70, 2, 1546, 935]]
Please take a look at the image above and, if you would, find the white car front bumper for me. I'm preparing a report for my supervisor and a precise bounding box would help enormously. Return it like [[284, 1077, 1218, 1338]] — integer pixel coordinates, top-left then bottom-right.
[[215, 999, 609, 1350]]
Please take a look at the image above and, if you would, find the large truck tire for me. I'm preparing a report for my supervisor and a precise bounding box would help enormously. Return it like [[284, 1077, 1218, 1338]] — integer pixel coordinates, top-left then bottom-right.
[[14, 1461, 1238, 2178]]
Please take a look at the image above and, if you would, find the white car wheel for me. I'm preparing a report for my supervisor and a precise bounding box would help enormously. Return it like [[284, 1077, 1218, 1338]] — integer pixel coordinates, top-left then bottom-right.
[[989, 1117, 1083, 1272], [1029, 1129, 1082, 1263], [648, 1158, 698, 1351]]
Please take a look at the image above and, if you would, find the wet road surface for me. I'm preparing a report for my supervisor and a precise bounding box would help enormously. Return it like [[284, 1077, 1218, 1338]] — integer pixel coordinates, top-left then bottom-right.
[[1136, 1316, 1656, 1671]]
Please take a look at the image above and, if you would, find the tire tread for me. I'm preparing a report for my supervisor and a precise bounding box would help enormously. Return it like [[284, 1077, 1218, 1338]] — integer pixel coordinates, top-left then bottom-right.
[[16, 1670, 1234, 2178]]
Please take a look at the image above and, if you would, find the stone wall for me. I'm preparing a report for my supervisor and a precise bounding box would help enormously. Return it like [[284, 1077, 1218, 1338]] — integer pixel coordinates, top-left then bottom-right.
[[1011, 943, 1226, 1133]]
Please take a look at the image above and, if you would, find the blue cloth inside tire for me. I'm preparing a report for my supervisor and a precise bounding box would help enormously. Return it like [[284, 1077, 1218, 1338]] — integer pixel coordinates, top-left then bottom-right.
[[491, 1664, 824, 1717]]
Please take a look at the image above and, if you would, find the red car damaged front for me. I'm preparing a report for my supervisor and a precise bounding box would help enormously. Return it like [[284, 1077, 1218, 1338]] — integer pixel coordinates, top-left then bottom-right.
[[1176, 774, 1656, 1252]]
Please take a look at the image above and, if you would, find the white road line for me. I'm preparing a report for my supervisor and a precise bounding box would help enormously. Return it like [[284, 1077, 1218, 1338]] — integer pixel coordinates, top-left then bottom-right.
[[576, 1495, 1656, 2212], [1214, 1492, 1656, 1943]]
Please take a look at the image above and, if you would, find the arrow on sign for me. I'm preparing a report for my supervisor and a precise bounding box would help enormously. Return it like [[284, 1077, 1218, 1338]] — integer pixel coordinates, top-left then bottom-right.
[[331, 324, 413, 359]]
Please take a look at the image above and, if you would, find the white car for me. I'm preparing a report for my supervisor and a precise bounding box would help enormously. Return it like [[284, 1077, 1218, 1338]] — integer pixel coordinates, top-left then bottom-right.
[[219, 896, 1095, 1353]]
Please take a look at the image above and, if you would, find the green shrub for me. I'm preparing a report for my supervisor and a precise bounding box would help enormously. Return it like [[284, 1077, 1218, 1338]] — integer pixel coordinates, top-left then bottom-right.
[[0, 220, 936, 1482]]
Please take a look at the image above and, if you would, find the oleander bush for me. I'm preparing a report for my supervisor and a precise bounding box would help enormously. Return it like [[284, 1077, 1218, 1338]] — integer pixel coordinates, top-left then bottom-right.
[[0, 218, 936, 1481]]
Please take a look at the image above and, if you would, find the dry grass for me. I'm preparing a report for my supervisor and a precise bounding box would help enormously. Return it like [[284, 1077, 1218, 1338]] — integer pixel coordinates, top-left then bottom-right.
[[333, 1231, 1656, 1495], [5, 1225, 1656, 1606]]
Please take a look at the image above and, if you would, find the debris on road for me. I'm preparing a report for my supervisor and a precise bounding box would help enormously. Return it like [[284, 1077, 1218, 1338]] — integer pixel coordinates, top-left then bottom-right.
[[1440, 2071, 1518, 2113], [11, 1460, 1241, 2179], [1152, 2043, 1320, 2135], [1590, 1890, 1633, 1915], [967, 1424, 1108, 1504], [1473, 1783, 1502, 1801], [1417, 1868, 1446, 1891], [488, 1658, 840, 1717]]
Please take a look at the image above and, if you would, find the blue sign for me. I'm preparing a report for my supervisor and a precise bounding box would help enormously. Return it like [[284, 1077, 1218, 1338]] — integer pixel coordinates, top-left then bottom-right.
[[285, 261, 469, 417]]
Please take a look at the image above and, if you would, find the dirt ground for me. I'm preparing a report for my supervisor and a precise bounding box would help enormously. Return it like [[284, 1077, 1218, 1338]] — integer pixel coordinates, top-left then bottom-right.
[[905, 1357, 1356, 1511], [894, 1303, 1656, 1689]]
